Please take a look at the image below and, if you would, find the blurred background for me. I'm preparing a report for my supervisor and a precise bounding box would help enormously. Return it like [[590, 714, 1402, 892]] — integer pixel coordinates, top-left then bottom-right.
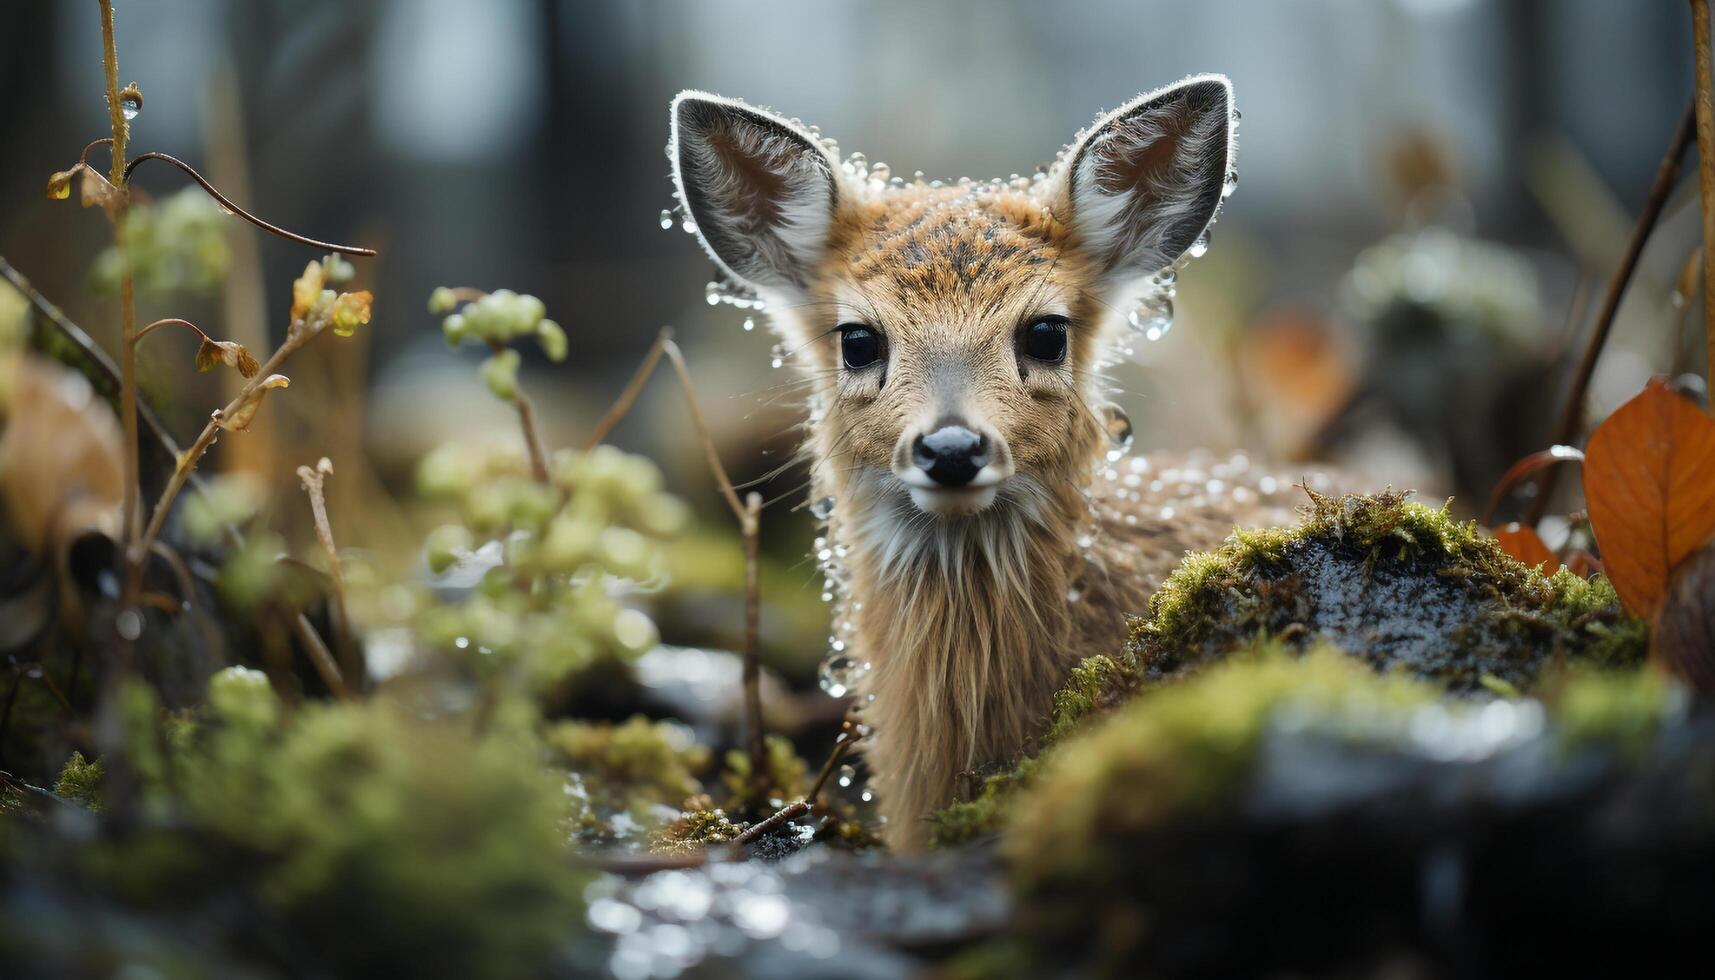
[[0, 0, 1704, 675]]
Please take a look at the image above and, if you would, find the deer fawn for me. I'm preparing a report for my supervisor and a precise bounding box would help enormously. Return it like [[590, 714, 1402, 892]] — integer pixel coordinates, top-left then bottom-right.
[[669, 76, 1315, 850]]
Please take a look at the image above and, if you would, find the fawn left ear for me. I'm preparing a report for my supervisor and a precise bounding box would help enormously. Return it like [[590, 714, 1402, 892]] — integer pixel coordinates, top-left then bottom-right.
[[670, 92, 842, 291], [1059, 75, 1235, 281]]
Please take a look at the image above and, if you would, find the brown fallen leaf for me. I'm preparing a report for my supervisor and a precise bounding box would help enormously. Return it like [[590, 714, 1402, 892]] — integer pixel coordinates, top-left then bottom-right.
[[1583, 378, 1715, 618], [1493, 522, 1559, 572], [1654, 542, 1715, 696]]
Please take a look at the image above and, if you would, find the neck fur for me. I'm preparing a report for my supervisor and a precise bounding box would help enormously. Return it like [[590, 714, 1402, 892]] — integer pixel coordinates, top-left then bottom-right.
[[832, 467, 1090, 850]]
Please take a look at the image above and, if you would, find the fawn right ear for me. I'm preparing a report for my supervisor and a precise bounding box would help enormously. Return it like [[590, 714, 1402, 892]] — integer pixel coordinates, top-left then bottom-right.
[[670, 92, 842, 292]]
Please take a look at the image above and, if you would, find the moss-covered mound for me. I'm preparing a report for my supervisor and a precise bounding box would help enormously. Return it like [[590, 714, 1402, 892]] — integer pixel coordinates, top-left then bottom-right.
[[929, 491, 1647, 849], [1133, 488, 1644, 690], [995, 650, 1703, 977]]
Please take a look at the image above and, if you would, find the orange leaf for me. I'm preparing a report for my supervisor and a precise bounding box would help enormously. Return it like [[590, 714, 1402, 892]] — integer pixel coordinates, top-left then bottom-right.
[[1493, 522, 1559, 572], [1583, 378, 1715, 617]]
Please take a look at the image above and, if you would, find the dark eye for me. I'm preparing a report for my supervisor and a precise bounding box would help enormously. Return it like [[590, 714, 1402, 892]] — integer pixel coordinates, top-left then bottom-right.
[[1021, 316, 1068, 363], [839, 324, 883, 369]]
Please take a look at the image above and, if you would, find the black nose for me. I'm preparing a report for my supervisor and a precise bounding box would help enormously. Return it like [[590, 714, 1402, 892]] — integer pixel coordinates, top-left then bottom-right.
[[912, 424, 989, 487]]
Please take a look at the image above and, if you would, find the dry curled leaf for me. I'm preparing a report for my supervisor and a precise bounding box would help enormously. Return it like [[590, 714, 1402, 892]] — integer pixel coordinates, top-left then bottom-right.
[[46, 165, 83, 200], [1583, 378, 1715, 618], [290, 260, 325, 321], [218, 374, 290, 432], [1654, 542, 1715, 695], [79, 167, 123, 215], [195, 337, 261, 378], [1493, 522, 1559, 572]]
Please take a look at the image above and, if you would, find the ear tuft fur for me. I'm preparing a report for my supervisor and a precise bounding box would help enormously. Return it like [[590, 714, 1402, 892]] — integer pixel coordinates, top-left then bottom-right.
[[669, 92, 841, 291], [1062, 75, 1235, 281]]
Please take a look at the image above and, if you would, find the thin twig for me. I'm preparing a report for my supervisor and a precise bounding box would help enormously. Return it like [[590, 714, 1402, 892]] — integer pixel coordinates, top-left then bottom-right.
[[1693, 0, 1715, 415], [584, 329, 769, 775], [1526, 98, 1696, 523], [741, 492, 764, 780], [122, 151, 375, 257], [584, 329, 671, 450], [807, 727, 863, 808], [135, 317, 208, 343], [297, 459, 361, 690], [513, 390, 551, 483], [729, 800, 809, 849], [292, 610, 350, 699], [1480, 446, 1585, 527], [97, 0, 140, 618]]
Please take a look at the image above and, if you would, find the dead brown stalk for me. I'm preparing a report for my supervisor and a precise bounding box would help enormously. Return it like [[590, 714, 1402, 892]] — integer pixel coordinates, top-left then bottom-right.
[[1526, 99, 1696, 523], [297, 458, 361, 689]]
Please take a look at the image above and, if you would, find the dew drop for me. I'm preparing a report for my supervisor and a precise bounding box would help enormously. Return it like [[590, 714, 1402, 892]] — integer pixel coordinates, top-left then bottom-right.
[[659, 209, 674, 230], [120, 96, 140, 121], [705, 282, 721, 306], [742, 317, 755, 331], [1188, 232, 1210, 258], [810, 496, 835, 521], [1221, 169, 1239, 198], [836, 765, 857, 788], [1104, 406, 1134, 461], [818, 652, 867, 698]]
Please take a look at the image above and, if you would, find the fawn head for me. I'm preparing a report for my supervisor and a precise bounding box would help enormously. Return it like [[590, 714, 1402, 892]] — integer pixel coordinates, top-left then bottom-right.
[[669, 77, 1235, 523]]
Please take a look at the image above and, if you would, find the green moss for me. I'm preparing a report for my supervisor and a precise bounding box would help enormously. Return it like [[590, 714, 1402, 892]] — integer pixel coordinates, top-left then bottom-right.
[[543, 714, 708, 813], [928, 757, 1042, 848], [1131, 489, 1646, 691], [1546, 667, 1682, 757], [1004, 648, 1439, 889], [88, 677, 586, 980], [649, 795, 744, 853], [720, 734, 809, 817], [51, 751, 104, 812]]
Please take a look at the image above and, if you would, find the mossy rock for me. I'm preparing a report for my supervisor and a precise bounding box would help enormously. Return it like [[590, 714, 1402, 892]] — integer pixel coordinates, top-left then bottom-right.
[[1133, 489, 1644, 691], [995, 649, 1705, 977], [930, 491, 1647, 849]]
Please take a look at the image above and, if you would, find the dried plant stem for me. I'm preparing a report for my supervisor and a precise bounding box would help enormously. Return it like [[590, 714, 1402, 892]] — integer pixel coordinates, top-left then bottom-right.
[[587, 328, 767, 773], [729, 800, 808, 849], [97, 0, 140, 606], [131, 333, 304, 565], [291, 611, 350, 699], [1694, 0, 1715, 414], [741, 491, 765, 778], [513, 391, 551, 483], [297, 460, 360, 689], [1527, 99, 1696, 523], [807, 725, 863, 808], [123, 151, 375, 257], [135, 317, 209, 343]]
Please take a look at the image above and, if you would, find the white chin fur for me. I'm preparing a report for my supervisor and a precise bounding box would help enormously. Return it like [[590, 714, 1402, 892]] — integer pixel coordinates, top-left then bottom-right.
[[908, 484, 999, 518]]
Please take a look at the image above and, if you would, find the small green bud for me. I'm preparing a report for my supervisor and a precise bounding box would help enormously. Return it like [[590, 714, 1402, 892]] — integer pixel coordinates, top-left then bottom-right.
[[537, 319, 567, 362], [481, 348, 521, 401], [428, 287, 459, 314]]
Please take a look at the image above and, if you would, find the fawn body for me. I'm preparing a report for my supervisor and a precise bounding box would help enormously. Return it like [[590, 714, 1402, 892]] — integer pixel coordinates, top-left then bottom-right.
[[670, 77, 1306, 849]]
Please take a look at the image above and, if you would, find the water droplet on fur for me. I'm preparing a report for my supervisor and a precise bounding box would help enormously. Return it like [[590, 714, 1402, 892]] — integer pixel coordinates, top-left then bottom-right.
[[1188, 231, 1210, 258], [742, 317, 755, 331], [705, 282, 721, 306], [659, 209, 674, 230], [836, 765, 856, 788], [1104, 406, 1134, 461], [818, 653, 865, 697], [810, 496, 835, 520], [1127, 295, 1174, 342], [1222, 170, 1238, 198], [120, 95, 141, 121]]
